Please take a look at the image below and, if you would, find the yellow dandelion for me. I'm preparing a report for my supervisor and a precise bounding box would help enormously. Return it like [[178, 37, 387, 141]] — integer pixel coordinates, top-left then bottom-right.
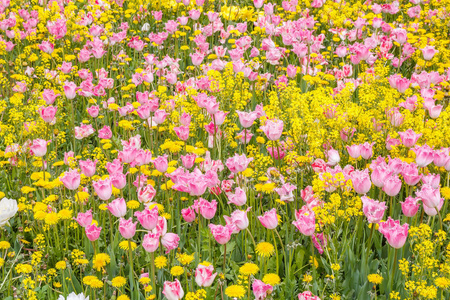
[[262, 273, 281, 286], [367, 274, 383, 285], [176, 253, 195, 265], [117, 296, 130, 300], [139, 277, 151, 285], [55, 261, 66, 270], [255, 242, 275, 258], [119, 241, 137, 251], [225, 285, 246, 298], [127, 200, 140, 209], [44, 212, 60, 225], [0, 241, 11, 250], [111, 276, 127, 288], [170, 266, 184, 276], [239, 263, 260, 276], [154, 256, 168, 269]]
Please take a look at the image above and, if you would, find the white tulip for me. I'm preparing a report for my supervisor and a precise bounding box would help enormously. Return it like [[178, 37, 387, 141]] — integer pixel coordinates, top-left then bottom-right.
[[0, 197, 18, 227], [57, 292, 89, 300]]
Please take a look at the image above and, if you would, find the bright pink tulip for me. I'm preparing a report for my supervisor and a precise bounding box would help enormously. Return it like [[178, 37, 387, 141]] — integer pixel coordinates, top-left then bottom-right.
[[162, 279, 184, 300], [93, 178, 112, 200], [134, 149, 152, 166], [361, 196, 386, 223], [360, 142, 375, 160], [413, 145, 435, 167], [153, 154, 168, 173], [74, 210, 92, 227], [401, 196, 420, 217], [199, 199, 217, 220], [260, 119, 283, 141], [209, 224, 232, 244], [174, 125, 190, 141], [85, 223, 102, 241], [161, 232, 180, 253], [226, 153, 253, 173], [39, 106, 57, 123], [371, 165, 392, 188], [253, 279, 273, 300], [142, 232, 160, 252], [181, 207, 196, 223], [236, 110, 258, 128], [138, 184, 157, 205], [421, 46, 438, 60], [378, 217, 409, 249], [422, 174, 440, 189], [111, 172, 127, 189], [346, 144, 361, 159], [106, 198, 127, 218], [181, 154, 196, 169], [135, 206, 159, 230], [292, 206, 315, 236], [298, 291, 321, 300], [153, 109, 168, 124], [195, 264, 217, 287], [398, 129, 422, 148], [30, 139, 47, 157], [350, 169, 372, 194], [401, 163, 422, 186], [63, 81, 77, 99], [227, 187, 247, 206], [258, 208, 278, 229], [61, 169, 81, 190], [423, 197, 444, 216], [416, 184, 441, 208], [79, 159, 97, 177], [383, 175, 402, 196], [118, 217, 136, 239]]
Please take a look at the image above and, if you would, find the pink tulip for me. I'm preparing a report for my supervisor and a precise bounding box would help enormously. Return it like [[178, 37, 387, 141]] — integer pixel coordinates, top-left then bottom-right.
[[423, 198, 444, 216], [195, 264, 217, 287], [292, 206, 315, 236], [174, 125, 190, 141], [398, 129, 422, 148], [416, 184, 441, 208], [93, 178, 112, 200], [138, 184, 157, 205], [98, 125, 112, 139], [30, 139, 48, 157], [227, 187, 247, 206], [360, 142, 375, 160], [181, 154, 196, 169], [153, 109, 168, 124], [253, 279, 273, 299], [142, 232, 160, 252], [42, 89, 60, 105], [63, 81, 77, 99], [135, 206, 159, 230], [226, 153, 253, 173], [371, 165, 392, 188], [383, 175, 402, 197], [275, 183, 297, 202], [39, 106, 57, 123], [106, 159, 123, 175], [79, 159, 97, 177], [401, 164, 422, 186], [87, 105, 99, 118], [181, 207, 196, 223], [111, 172, 127, 189], [224, 208, 251, 231], [134, 149, 153, 166], [162, 279, 184, 300], [401, 196, 420, 217], [199, 199, 217, 220], [422, 174, 440, 189], [258, 208, 278, 229], [350, 169, 372, 194], [298, 291, 321, 300], [433, 149, 450, 167], [209, 224, 232, 244], [260, 119, 284, 141], [378, 217, 409, 249], [119, 217, 137, 239], [161, 232, 180, 253], [61, 169, 81, 190], [74, 210, 93, 227], [180, 112, 191, 126], [361, 196, 387, 223], [254, 0, 264, 8], [421, 46, 438, 60], [326, 149, 340, 166], [153, 154, 168, 173], [85, 223, 102, 241], [346, 144, 361, 159], [413, 145, 435, 167], [236, 110, 258, 128], [118, 146, 137, 164], [106, 198, 127, 218]]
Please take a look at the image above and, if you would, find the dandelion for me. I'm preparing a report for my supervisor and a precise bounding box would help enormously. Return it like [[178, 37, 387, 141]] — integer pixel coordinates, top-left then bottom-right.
[[263, 273, 281, 286], [119, 241, 137, 251], [367, 274, 383, 285], [255, 242, 275, 257], [170, 266, 184, 276], [239, 263, 259, 276], [111, 276, 127, 288], [154, 256, 168, 269], [225, 285, 246, 298], [55, 261, 66, 270]]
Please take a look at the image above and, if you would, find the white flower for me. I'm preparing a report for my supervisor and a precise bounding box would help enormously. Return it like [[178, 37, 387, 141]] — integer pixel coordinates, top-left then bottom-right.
[[141, 23, 150, 32], [0, 197, 18, 227], [57, 292, 89, 300]]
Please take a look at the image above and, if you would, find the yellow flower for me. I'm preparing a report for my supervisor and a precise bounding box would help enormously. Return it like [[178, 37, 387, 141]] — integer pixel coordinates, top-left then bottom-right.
[[139, 277, 151, 285], [154, 256, 168, 269], [55, 261, 66, 270], [239, 263, 259, 276], [0, 241, 11, 250], [111, 276, 127, 288], [255, 242, 275, 257], [170, 266, 184, 276], [92, 253, 111, 271], [117, 296, 130, 300], [127, 200, 140, 209], [119, 241, 137, 251], [15, 263, 33, 274], [0, 258, 4, 268], [225, 285, 246, 298], [176, 253, 195, 265], [302, 274, 312, 283], [367, 274, 383, 285], [262, 273, 281, 286], [435, 277, 450, 289]]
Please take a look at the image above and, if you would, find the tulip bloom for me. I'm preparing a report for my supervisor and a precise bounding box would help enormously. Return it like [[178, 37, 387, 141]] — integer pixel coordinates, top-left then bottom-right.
[[378, 217, 409, 249], [85, 223, 102, 241], [93, 178, 112, 201], [61, 169, 81, 190], [361, 196, 386, 223], [292, 206, 315, 236], [258, 208, 278, 230], [260, 119, 283, 141], [106, 198, 127, 218], [195, 264, 217, 287], [118, 217, 137, 239], [162, 279, 184, 300], [209, 224, 232, 244]]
